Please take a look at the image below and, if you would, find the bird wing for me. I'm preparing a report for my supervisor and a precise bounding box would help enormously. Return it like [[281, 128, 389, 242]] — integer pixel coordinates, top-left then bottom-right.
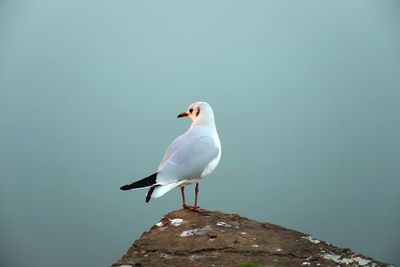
[[156, 132, 220, 185]]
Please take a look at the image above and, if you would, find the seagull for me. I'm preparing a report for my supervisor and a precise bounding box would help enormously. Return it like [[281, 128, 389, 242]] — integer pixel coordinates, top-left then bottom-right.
[[120, 102, 221, 212]]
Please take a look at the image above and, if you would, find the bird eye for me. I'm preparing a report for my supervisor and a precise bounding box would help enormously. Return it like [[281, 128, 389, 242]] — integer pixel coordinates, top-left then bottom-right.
[[189, 108, 193, 113]]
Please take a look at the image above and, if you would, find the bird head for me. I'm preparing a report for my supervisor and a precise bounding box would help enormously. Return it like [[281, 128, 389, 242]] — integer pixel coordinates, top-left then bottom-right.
[[177, 102, 215, 126]]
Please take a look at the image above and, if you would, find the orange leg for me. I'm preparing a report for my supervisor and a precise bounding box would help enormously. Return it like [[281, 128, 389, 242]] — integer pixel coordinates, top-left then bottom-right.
[[181, 183, 202, 212], [181, 186, 189, 209], [193, 182, 199, 210]]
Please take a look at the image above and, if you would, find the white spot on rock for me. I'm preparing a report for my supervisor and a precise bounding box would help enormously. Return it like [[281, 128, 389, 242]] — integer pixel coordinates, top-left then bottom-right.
[[118, 265, 133, 267], [180, 226, 212, 237], [155, 221, 164, 227], [240, 232, 246, 235], [301, 262, 311, 266], [322, 253, 371, 266], [159, 252, 168, 258], [276, 248, 282, 252], [302, 235, 321, 244], [189, 254, 203, 260], [252, 244, 259, 248], [216, 221, 232, 227], [170, 218, 184, 226]]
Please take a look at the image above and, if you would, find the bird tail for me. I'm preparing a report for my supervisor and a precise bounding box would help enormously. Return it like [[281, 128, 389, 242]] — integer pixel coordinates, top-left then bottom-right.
[[120, 173, 157, 191], [146, 180, 184, 203], [152, 181, 182, 199]]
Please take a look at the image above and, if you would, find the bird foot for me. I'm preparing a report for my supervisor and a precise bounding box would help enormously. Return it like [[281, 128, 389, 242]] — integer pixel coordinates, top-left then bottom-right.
[[183, 205, 206, 213]]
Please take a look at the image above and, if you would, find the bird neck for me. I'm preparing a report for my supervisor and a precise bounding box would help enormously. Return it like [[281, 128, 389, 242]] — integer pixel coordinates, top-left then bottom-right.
[[191, 118, 217, 130]]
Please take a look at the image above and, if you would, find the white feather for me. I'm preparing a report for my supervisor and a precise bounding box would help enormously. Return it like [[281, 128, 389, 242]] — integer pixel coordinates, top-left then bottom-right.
[[152, 182, 182, 198]]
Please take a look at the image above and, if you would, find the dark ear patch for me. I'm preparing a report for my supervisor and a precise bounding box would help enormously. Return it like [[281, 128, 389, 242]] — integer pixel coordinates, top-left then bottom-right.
[[196, 108, 200, 116]]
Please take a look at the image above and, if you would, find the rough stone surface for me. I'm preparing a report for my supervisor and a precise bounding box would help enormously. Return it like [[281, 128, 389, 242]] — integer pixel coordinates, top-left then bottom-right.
[[112, 209, 393, 267]]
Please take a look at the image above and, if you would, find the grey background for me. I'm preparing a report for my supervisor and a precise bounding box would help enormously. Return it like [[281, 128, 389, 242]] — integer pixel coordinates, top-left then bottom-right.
[[1, 1, 399, 266]]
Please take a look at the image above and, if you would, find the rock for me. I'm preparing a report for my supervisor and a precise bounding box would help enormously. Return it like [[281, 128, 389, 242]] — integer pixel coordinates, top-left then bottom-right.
[[112, 209, 393, 267]]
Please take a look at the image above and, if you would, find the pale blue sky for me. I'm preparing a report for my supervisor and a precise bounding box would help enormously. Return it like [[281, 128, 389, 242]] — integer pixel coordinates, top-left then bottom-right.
[[1, 1, 399, 266]]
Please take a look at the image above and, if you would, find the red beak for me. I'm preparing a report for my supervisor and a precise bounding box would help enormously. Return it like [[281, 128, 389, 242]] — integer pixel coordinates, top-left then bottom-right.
[[177, 112, 188, 118]]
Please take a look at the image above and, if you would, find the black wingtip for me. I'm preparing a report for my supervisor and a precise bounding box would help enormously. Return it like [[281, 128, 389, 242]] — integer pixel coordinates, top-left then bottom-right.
[[119, 173, 158, 191], [120, 185, 130, 190], [145, 186, 157, 203]]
